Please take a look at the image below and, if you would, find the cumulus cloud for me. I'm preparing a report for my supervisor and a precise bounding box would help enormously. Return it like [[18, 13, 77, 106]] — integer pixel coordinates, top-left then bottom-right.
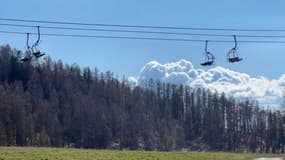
[[127, 76, 138, 87], [130, 59, 285, 107]]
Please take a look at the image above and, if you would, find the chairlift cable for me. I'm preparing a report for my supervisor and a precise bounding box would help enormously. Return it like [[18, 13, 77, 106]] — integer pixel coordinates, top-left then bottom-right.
[[2, 23, 285, 38], [1, 17, 285, 32], [2, 30, 285, 43]]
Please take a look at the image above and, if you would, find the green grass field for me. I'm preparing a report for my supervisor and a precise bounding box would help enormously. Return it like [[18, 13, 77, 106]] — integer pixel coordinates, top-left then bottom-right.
[[0, 147, 283, 160]]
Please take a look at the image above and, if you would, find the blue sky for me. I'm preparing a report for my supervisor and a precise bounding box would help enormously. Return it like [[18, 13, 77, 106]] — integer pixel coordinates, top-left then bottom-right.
[[1, 0, 285, 79]]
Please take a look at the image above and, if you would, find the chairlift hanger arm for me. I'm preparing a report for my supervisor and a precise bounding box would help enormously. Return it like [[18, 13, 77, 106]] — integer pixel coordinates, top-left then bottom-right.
[[37, 26, 40, 44], [34, 26, 40, 46], [31, 26, 41, 48], [234, 35, 237, 49], [205, 40, 208, 53], [26, 33, 30, 49]]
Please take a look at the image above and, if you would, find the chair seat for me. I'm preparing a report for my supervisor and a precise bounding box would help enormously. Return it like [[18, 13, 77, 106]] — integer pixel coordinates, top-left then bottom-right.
[[33, 51, 45, 58], [201, 61, 214, 66], [228, 57, 242, 63], [22, 57, 32, 62]]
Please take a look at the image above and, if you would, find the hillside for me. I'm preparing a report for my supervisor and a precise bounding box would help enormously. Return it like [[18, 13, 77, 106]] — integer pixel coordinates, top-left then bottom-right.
[[0, 45, 284, 153]]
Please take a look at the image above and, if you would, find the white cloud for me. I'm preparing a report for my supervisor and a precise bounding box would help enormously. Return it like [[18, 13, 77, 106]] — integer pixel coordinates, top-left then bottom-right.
[[127, 76, 138, 87], [130, 59, 285, 107]]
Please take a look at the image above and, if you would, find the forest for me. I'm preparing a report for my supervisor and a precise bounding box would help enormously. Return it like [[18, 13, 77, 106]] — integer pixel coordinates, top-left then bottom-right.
[[0, 45, 284, 153]]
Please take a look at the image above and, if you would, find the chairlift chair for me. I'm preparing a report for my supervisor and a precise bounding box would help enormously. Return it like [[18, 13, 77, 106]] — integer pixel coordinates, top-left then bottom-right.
[[227, 35, 242, 63], [201, 40, 215, 66], [21, 33, 33, 62], [31, 26, 45, 58]]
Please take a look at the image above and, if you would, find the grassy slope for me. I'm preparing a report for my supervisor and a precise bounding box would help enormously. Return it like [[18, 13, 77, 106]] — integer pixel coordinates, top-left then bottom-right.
[[0, 147, 283, 160]]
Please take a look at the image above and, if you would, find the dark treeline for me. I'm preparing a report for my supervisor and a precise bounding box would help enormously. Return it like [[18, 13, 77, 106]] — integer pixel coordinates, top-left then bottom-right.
[[0, 45, 284, 153]]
